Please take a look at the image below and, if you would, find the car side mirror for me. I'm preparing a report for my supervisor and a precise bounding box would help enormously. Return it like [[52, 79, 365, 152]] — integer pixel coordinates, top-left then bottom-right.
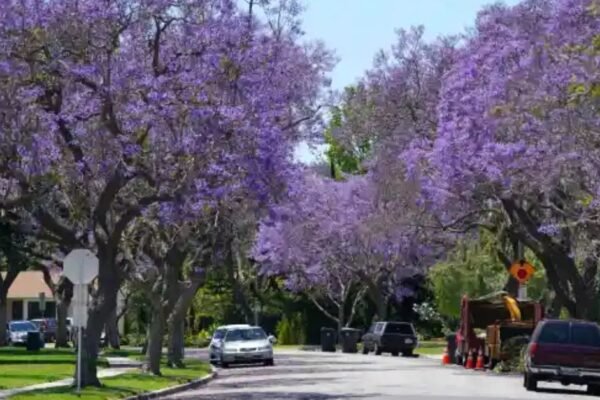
[[268, 335, 277, 345]]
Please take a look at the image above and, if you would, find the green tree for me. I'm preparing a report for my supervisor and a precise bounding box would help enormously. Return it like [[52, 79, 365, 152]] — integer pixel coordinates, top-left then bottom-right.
[[429, 232, 547, 319], [324, 87, 372, 179]]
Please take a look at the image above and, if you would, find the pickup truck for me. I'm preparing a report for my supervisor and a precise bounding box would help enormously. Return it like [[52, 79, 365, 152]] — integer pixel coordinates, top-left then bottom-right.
[[524, 319, 600, 395]]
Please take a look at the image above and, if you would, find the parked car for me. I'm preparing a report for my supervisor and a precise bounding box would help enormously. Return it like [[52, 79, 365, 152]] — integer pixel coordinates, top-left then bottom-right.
[[361, 321, 418, 357], [30, 318, 57, 342], [7, 320, 41, 345], [209, 324, 251, 364], [524, 319, 600, 394], [213, 326, 274, 368]]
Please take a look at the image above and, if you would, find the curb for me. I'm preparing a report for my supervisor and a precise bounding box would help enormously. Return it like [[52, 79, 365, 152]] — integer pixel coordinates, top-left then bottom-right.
[[124, 366, 217, 400]]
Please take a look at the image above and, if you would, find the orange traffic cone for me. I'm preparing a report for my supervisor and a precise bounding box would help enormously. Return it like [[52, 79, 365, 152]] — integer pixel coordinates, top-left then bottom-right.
[[475, 348, 485, 370], [442, 347, 451, 365], [465, 350, 474, 369]]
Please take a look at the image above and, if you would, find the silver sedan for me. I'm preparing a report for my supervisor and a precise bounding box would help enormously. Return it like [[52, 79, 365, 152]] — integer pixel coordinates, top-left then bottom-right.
[[215, 326, 275, 368]]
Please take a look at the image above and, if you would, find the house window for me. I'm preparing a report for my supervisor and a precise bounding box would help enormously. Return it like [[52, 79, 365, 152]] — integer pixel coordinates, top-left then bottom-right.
[[28, 301, 56, 319], [11, 301, 23, 320]]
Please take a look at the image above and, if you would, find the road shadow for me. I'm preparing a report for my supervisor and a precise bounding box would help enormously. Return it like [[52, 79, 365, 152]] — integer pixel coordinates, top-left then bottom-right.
[[170, 390, 370, 400], [207, 376, 337, 389], [534, 387, 589, 396]]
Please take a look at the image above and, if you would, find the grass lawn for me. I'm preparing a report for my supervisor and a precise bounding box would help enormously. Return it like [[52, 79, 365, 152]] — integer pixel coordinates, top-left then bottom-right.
[[10, 359, 212, 400], [416, 339, 446, 355], [0, 347, 77, 390], [0, 346, 140, 390]]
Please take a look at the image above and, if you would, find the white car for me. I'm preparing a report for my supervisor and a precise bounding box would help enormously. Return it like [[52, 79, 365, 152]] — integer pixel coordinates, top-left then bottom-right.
[[7, 321, 41, 345], [209, 324, 251, 364], [214, 326, 275, 368]]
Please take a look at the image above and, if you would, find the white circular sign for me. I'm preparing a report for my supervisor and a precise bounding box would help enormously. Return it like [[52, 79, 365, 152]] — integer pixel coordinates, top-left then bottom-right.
[[63, 249, 99, 284]]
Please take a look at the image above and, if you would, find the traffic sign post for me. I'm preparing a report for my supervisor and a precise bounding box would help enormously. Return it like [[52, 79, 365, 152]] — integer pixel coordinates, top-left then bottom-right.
[[509, 260, 535, 301], [38, 292, 46, 315], [62, 249, 98, 394]]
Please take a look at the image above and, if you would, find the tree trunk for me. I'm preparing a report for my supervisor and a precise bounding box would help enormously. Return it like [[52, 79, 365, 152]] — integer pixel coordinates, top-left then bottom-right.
[[104, 308, 120, 350], [167, 319, 185, 368], [74, 265, 120, 387], [366, 283, 387, 320], [227, 243, 253, 323], [145, 307, 164, 376], [77, 305, 107, 387], [166, 279, 203, 367], [0, 297, 7, 347], [501, 198, 597, 319], [546, 294, 563, 318], [55, 297, 70, 348], [337, 299, 345, 337]]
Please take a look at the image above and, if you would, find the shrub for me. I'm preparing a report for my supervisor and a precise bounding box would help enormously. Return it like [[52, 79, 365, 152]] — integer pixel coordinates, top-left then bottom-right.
[[276, 313, 306, 345], [493, 335, 530, 373]]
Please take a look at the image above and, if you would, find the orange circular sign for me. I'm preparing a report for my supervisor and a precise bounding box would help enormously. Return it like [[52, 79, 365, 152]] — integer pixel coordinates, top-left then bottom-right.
[[509, 260, 535, 284]]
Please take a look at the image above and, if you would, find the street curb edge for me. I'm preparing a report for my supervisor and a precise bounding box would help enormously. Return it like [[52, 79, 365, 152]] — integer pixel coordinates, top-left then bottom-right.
[[124, 366, 218, 400]]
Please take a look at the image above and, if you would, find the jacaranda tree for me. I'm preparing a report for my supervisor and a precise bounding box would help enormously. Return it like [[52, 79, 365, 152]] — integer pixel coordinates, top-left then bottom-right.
[[408, 0, 600, 318], [0, 0, 331, 385]]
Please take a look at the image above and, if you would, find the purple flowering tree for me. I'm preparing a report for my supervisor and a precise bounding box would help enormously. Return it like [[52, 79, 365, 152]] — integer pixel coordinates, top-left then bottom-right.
[[408, 0, 600, 318], [322, 27, 456, 318], [0, 0, 331, 385], [254, 173, 371, 332], [254, 170, 440, 328]]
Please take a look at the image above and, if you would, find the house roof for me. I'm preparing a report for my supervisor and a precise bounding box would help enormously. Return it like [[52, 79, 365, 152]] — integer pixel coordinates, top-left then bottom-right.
[[1, 271, 58, 299]]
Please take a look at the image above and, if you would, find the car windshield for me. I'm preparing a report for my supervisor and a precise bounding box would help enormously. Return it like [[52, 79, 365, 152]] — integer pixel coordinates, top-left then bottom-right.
[[11, 322, 36, 332], [571, 324, 600, 347], [225, 328, 266, 342], [213, 329, 225, 340], [538, 322, 569, 344], [384, 323, 414, 334]]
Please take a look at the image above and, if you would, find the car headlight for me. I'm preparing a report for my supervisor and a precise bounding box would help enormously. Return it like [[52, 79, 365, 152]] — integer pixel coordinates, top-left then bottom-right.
[[259, 345, 272, 351], [223, 346, 237, 353]]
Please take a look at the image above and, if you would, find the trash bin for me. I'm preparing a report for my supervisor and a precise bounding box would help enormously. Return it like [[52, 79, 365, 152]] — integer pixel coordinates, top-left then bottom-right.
[[26, 332, 43, 351], [320, 327, 336, 352], [446, 333, 457, 364], [340, 328, 360, 353]]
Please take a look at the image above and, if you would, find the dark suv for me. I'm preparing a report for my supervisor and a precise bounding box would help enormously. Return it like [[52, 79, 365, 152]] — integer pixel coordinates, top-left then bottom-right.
[[361, 321, 418, 357], [524, 319, 600, 394]]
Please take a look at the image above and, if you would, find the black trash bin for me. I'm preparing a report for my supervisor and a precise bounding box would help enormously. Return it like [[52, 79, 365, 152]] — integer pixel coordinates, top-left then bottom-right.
[[320, 327, 336, 352], [446, 333, 457, 364], [26, 331, 43, 351], [340, 328, 360, 353]]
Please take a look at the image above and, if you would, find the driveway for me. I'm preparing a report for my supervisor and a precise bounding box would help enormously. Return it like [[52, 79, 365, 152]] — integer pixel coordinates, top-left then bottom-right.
[[163, 349, 591, 400]]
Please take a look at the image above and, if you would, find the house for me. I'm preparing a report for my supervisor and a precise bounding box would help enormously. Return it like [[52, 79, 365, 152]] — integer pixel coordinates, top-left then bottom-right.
[[4, 271, 124, 334], [5, 271, 56, 321]]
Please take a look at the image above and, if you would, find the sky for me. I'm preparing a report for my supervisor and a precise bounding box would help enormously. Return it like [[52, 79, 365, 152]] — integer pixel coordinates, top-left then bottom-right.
[[293, 0, 519, 164]]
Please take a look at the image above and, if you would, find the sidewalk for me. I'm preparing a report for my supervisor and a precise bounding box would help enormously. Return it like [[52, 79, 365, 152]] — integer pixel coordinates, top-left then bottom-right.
[[0, 362, 138, 399]]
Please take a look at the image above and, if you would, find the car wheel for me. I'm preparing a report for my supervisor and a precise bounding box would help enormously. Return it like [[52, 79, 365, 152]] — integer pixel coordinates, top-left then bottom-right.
[[524, 373, 538, 392], [391, 351, 399, 357], [587, 384, 600, 396], [264, 359, 274, 367], [402, 349, 413, 357], [221, 361, 230, 369], [362, 346, 369, 355], [374, 345, 382, 356]]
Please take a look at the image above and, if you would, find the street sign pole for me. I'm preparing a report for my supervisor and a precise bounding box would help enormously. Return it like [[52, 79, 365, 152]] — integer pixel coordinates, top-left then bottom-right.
[[63, 249, 98, 394], [77, 323, 82, 394], [518, 284, 528, 301], [39, 292, 46, 316]]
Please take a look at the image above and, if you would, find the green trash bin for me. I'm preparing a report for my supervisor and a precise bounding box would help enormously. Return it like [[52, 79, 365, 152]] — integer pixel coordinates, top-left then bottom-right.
[[26, 331, 43, 351], [340, 328, 360, 353], [321, 327, 336, 352]]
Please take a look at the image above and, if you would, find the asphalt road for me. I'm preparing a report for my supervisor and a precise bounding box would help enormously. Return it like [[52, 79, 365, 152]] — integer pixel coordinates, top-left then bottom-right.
[[164, 349, 591, 400]]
